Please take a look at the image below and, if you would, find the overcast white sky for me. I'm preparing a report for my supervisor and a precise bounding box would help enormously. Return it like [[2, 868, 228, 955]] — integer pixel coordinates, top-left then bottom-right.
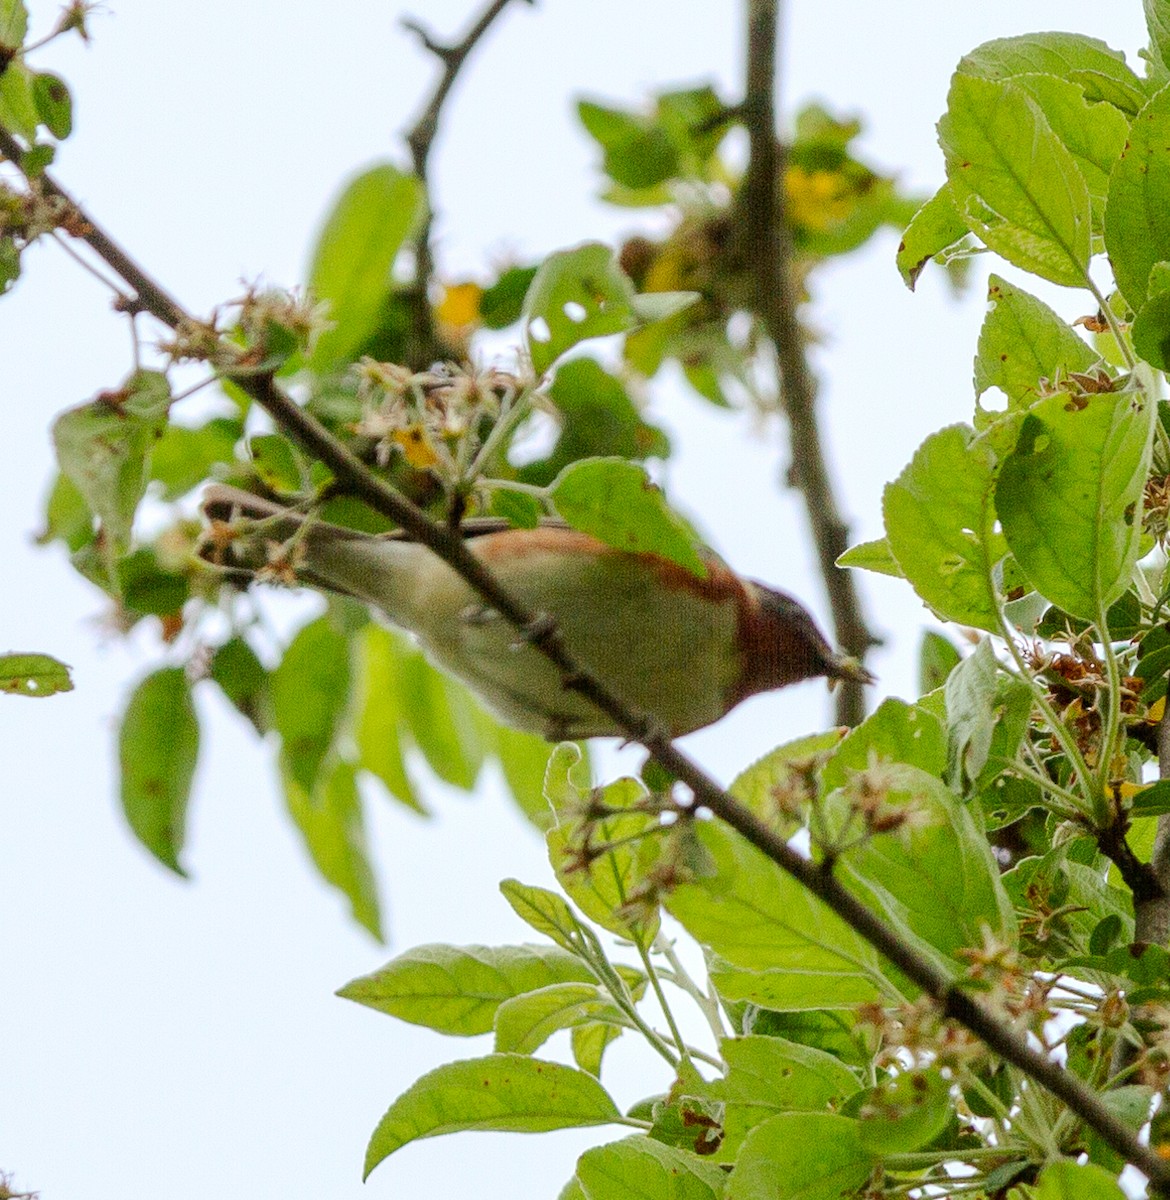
[[1, 2, 1152, 1197]]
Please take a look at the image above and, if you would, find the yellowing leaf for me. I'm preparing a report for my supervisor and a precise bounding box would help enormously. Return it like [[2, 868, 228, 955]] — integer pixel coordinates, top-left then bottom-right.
[[436, 281, 483, 329]]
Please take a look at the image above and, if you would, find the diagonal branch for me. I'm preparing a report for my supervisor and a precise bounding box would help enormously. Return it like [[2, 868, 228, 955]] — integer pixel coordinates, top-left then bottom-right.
[[4, 121, 1170, 1192], [399, 0, 533, 366], [736, 0, 878, 728]]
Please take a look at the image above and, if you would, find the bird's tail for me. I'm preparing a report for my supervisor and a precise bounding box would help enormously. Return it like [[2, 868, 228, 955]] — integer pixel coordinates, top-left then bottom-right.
[[199, 483, 404, 606]]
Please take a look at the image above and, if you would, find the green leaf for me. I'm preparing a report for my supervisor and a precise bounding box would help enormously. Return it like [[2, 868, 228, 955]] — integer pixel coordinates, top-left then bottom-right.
[[856, 1069, 952, 1154], [208, 636, 269, 733], [0, 59, 37, 139], [518, 357, 670, 487], [353, 625, 422, 814], [488, 487, 543, 530], [996, 389, 1156, 620], [572, 1018, 625, 1078], [480, 264, 539, 329], [116, 546, 190, 617], [338, 943, 595, 1036], [895, 184, 968, 289], [630, 291, 699, 324], [0, 0, 28, 48], [37, 473, 93, 551], [1007, 74, 1129, 219], [247, 433, 303, 493], [0, 652, 73, 697], [882, 425, 1005, 633], [1130, 779, 1170, 815], [547, 775, 660, 942], [726, 1114, 873, 1200], [1132, 288, 1170, 370], [119, 667, 199, 875], [488, 719, 560, 829], [576, 1137, 725, 1200], [821, 697, 947, 792], [494, 982, 628, 1055], [307, 164, 424, 373], [500, 879, 591, 955], [836, 537, 905, 579], [0, 234, 21, 295], [939, 73, 1091, 287], [974, 275, 1099, 410], [271, 617, 351, 794], [31, 72, 71, 139], [149, 417, 241, 500], [713, 1036, 860, 1159], [944, 638, 1033, 792], [283, 756, 381, 939], [551, 457, 705, 577], [958, 33, 1145, 114], [1106, 84, 1170, 306], [52, 371, 172, 559], [523, 242, 640, 374], [1035, 1160, 1128, 1200], [363, 1054, 622, 1178], [730, 730, 846, 819], [919, 631, 961, 695], [1148, 0, 1170, 74], [828, 764, 1017, 959], [577, 100, 680, 190], [665, 822, 888, 1010], [560, 1177, 589, 1200], [397, 645, 484, 790]]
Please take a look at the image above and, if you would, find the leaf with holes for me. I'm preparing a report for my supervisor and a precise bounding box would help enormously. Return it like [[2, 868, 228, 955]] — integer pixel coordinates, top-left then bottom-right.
[[974, 275, 1099, 414], [0, 652, 73, 697], [522, 242, 694, 374]]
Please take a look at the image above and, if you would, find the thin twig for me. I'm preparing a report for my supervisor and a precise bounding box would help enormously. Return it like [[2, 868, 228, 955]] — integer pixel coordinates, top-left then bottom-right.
[[5, 121, 1170, 1192], [735, 0, 877, 727], [399, 0, 533, 367]]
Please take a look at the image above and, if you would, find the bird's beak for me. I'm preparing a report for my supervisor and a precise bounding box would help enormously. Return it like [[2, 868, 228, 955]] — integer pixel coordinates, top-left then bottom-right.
[[826, 655, 876, 688]]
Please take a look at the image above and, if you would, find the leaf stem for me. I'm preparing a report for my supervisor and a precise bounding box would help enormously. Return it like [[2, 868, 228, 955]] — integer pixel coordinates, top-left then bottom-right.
[[653, 933, 729, 1047], [635, 940, 694, 1071]]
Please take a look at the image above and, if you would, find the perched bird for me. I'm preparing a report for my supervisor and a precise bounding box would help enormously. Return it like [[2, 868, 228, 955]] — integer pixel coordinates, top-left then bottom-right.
[[201, 484, 869, 740]]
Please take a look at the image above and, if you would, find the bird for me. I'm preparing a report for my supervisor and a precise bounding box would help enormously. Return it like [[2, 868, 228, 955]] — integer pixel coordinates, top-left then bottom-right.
[[200, 483, 870, 740]]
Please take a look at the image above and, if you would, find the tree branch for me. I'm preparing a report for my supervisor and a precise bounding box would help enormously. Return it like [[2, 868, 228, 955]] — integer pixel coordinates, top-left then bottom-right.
[[736, 0, 878, 728], [399, 0, 533, 367], [5, 122, 1170, 1193], [1138, 692, 1170, 945]]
